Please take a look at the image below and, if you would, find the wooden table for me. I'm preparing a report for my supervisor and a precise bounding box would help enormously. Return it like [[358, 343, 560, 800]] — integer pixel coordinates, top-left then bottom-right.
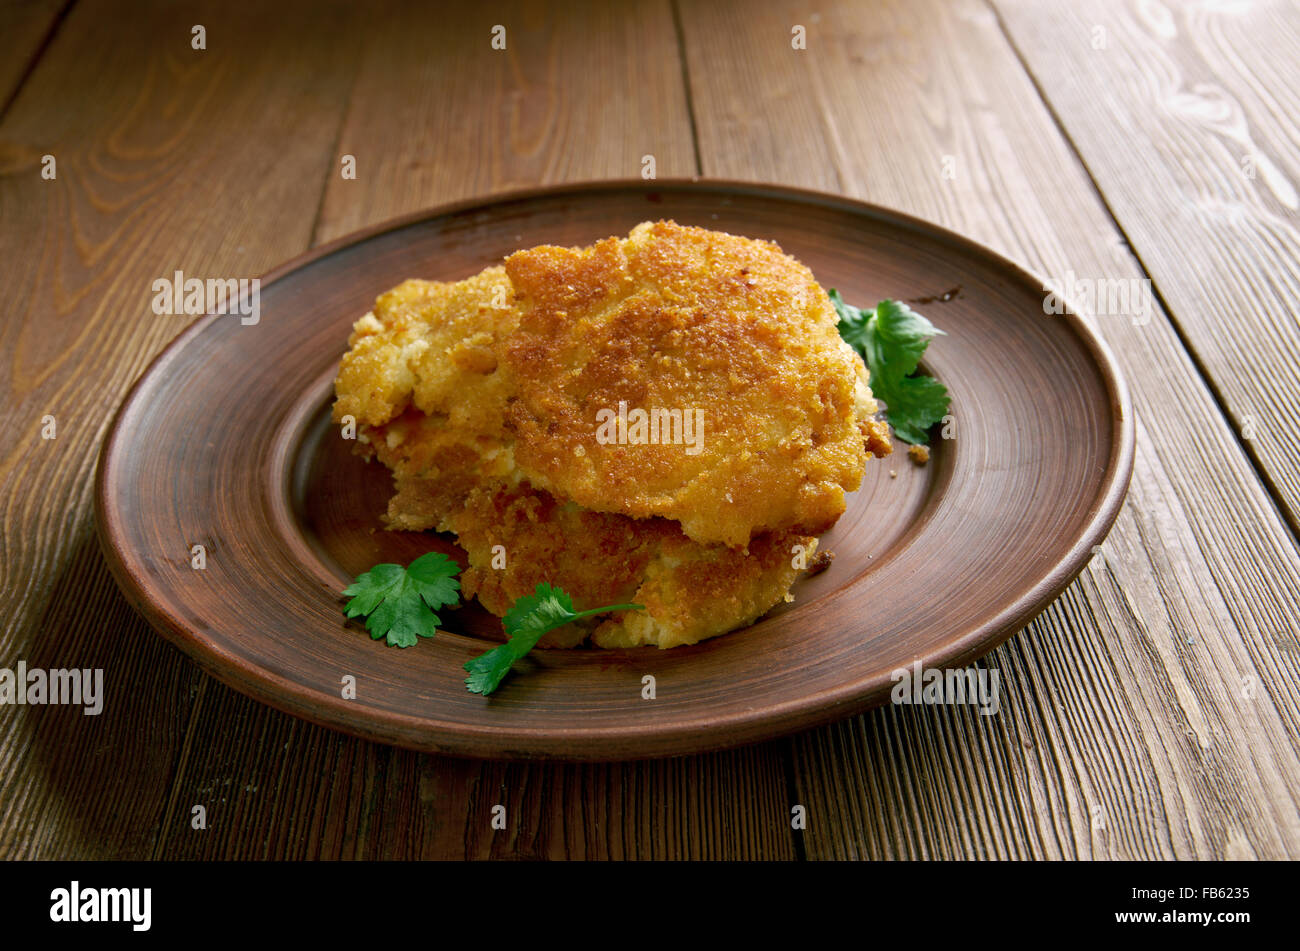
[[3, 0, 1298, 860]]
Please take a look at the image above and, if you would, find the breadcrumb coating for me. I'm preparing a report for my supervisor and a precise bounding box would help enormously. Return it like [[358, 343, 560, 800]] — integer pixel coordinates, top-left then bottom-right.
[[332, 267, 516, 434], [505, 220, 889, 547], [332, 221, 891, 649], [445, 481, 815, 648]]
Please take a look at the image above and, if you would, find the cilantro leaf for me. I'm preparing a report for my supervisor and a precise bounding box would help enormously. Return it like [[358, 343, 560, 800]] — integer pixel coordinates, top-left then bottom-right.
[[829, 290, 951, 446], [342, 552, 461, 647], [465, 583, 643, 696]]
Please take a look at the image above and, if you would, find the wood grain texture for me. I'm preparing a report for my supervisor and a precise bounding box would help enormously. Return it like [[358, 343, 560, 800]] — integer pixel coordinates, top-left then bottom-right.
[[145, 1, 801, 860], [676, 0, 1300, 858], [0, 0, 362, 858], [315, 0, 699, 239], [0, 0, 67, 117], [991, 0, 1300, 535], [151, 689, 796, 860]]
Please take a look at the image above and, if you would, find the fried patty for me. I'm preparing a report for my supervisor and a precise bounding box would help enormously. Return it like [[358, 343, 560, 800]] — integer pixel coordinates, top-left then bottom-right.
[[387, 478, 815, 648], [504, 220, 890, 547], [332, 221, 890, 648], [333, 266, 516, 444]]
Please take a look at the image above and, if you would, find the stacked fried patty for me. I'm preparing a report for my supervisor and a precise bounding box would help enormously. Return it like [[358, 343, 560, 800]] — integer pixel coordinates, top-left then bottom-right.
[[333, 220, 890, 648]]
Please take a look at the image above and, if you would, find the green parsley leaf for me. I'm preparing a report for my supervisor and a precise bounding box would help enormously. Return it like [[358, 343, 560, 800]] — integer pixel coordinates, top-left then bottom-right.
[[342, 552, 461, 648], [829, 290, 951, 446], [464, 583, 644, 696]]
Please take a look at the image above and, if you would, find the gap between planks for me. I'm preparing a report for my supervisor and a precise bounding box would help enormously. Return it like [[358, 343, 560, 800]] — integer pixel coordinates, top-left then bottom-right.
[[983, 0, 1300, 551]]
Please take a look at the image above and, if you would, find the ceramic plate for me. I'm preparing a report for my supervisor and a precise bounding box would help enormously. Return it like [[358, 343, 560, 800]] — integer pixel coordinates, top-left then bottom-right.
[[95, 181, 1133, 760]]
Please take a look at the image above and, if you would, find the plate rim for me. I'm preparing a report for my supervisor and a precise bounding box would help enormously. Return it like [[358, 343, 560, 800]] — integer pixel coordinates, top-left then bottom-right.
[[94, 178, 1135, 760]]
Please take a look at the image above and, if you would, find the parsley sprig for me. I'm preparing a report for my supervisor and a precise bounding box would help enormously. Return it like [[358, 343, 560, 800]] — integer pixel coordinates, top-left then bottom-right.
[[341, 552, 461, 647], [830, 291, 951, 446], [342, 558, 642, 695], [465, 584, 643, 695]]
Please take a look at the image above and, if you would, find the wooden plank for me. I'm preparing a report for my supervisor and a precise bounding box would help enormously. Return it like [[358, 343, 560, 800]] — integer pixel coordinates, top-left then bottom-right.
[[677, 0, 1300, 859], [0, 0, 66, 116], [151, 0, 799, 861], [315, 0, 700, 239], [153, 680, 797, 859], [992, 0, 1300, 533], [0, 0, 362, 858]]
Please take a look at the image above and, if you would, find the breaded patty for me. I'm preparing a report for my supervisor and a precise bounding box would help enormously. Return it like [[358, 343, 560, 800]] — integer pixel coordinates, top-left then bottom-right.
[[333, 267, 514, 433], [333, 267, 519, 511], [504, 220, 890, 548], [388, 478, 814, 649], [333, 264, 815, 648], [332, 221, 890, 649], [334, 224, 891, 547]]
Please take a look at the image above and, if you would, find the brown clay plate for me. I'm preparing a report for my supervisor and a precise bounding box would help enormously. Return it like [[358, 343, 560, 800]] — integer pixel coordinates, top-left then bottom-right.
[[95, 180, 1133, 761]]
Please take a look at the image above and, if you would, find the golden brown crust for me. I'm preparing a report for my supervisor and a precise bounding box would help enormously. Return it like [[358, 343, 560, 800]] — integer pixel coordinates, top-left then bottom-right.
[[334, 268, 519, 530], [430, 480, 814, 649], [333, 267, 516, 433], [332, 221, 893, 649], [503, 220, 882, 548], [591, 529, 814, 649]]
